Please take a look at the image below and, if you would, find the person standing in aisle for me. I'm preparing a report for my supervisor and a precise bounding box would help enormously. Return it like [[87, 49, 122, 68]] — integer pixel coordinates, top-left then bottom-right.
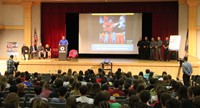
[[182, 56, 192, 87]]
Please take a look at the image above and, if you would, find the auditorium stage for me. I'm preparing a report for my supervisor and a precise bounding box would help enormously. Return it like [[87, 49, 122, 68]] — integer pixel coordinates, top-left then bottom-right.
[[0, 57, 200, 79]]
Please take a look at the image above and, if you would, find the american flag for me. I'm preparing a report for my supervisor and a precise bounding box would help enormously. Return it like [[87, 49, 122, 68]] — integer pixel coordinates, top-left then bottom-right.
[[34, 29, 38, 46], [184, 29, 188, 55]]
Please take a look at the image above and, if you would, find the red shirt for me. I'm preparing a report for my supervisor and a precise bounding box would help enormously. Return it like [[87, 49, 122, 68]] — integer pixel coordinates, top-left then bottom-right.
[[40, 88, 52, 98], [21, 77, 25, 82], [109, 88, 125, 96], [96, 78, 102, 83]]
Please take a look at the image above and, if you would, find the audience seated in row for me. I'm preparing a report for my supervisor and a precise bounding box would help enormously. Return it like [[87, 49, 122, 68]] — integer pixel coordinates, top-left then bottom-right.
[[0, 68, 200, 108]]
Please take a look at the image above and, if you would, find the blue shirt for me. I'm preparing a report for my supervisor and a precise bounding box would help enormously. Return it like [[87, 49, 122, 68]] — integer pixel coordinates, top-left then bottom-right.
[[144, 73, 150, 80], [50, 98, 66, 103], [182, 61, 192, 76], [59, 39, 68, 45], [22, 81, 32, 87]]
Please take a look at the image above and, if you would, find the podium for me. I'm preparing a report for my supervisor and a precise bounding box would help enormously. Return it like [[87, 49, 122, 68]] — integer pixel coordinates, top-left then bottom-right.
[[58, 45, 68, 61]]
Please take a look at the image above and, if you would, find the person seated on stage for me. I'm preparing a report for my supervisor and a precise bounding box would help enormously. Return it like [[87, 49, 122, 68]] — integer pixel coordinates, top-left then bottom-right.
[[21, 44, 30, 60], [38, 43, 46, 59], [45, 44, 51, 59], [30, 43, 38, 59]]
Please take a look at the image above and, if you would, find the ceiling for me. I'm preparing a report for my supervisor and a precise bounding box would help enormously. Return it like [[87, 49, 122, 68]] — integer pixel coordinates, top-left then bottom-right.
[[1, 0, 178, 4], [39, 0, 178, 2]]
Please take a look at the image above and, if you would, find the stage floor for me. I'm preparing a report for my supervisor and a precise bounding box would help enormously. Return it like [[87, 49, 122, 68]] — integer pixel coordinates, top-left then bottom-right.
[[0, 56, 200, 79]]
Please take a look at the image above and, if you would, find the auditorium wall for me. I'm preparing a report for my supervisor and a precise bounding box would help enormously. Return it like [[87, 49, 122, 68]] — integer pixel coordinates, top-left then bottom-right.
[[32, 5, 41, 44], [0, 5, 24, 59], [0, 2, 198, 60], [178, 3, 188, 58], [197, 6, 200, 59], [0, 1, 2, 25], [2, 5, 23, 25]]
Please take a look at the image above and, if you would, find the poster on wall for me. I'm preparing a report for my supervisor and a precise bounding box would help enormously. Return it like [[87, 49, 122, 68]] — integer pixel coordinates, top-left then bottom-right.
[[169, 35, 181, 51], [7, 42, 19, 55]]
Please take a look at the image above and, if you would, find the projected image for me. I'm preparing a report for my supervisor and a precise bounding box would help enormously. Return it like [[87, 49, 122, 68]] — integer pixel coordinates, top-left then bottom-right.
[[99, 16, 126, 44], [79, 13, 142, 54]]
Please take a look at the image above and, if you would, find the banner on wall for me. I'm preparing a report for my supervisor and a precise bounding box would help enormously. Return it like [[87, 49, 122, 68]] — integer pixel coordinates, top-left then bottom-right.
[[7, 42, 19, 55], [169, 35, 181, 51]]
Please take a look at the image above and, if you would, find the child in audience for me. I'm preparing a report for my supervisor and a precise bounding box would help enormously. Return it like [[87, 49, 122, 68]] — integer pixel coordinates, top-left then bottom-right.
[[66, 96, 76, 108], [108, 80, 125, 96], [29, 86, 48, 103], [76, 85, 94, 104], [4, 92, 19, 108], [40, 81, 52, 98], [22, 75, 32, 87], [50, 86, 67, 103], [32, 98, 49, 108], [102, 90, 121, 108]]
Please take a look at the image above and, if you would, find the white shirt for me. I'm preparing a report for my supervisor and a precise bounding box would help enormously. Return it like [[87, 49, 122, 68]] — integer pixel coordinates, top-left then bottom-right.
[[81, 81, 87, 85], [29, 95, 48, 103], [76, 96, 94, 104], [63, 82, 69, 87]]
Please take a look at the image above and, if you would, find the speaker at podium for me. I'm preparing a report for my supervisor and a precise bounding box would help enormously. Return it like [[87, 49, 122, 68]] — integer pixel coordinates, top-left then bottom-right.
[[59, 45, 68, 61]]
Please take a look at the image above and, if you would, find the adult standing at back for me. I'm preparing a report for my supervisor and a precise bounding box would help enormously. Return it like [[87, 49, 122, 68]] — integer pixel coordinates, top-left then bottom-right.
[[7, 55, 16, 75], [182, 56, 192, 87], [155, 36, 162, 61]]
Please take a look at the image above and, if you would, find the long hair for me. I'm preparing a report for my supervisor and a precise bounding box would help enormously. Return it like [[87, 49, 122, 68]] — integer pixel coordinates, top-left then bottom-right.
[[4, 93, 19, 108], [98, 101, 110, 108], [32, 99, 49, 108]]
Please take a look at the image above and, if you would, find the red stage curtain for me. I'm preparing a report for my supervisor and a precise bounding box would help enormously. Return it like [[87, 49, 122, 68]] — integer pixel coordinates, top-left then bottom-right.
[[41, 13, 66, 57], [152, 13, 178, 58], [152, 13, 178, 39], [41, 2, 178, 57]]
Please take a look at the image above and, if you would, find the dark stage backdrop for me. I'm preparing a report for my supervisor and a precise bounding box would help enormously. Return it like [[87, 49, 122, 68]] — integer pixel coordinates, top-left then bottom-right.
[[41, 2, 178, 58]]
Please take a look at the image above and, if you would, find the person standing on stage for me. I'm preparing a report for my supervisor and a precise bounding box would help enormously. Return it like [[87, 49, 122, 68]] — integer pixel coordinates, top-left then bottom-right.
[[59, 36, 69, 46], [59, 36, 69, 57], [7, 55, 16, 75], [150, 37, 156, 60], [137, 38, 144, 59], [143, 36, 150, 60], [182, 56, 192, 87], [155, 36, 162, 61], [163, 37, 170, 61]]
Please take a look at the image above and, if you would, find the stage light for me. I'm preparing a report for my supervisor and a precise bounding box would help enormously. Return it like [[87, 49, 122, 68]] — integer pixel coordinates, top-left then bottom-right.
[[91, 13, 134, 16]]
